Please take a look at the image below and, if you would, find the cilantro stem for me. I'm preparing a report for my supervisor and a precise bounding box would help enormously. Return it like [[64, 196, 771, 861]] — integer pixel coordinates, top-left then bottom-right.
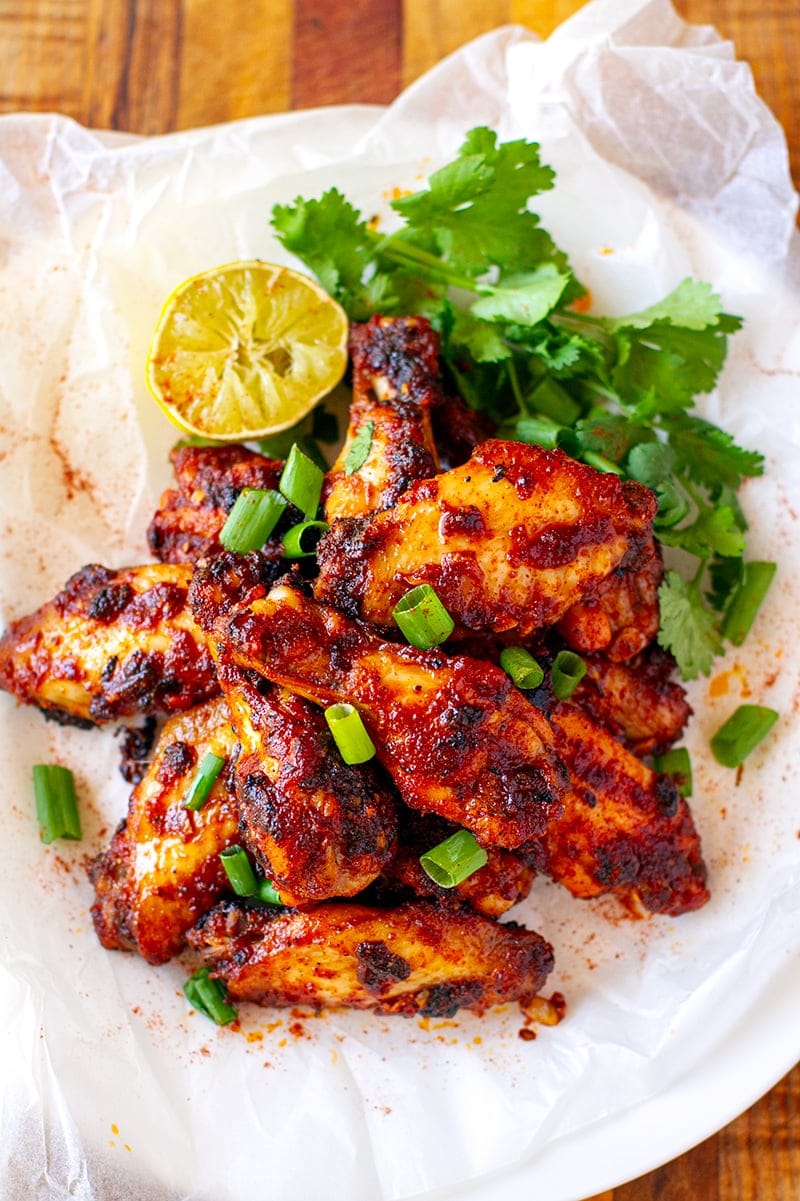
[[369, 233, 478, 293], [507, 358, 526, 414]]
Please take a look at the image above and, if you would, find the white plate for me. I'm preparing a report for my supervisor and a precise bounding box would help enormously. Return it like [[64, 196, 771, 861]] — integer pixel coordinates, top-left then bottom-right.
[[0, 6, 799, 1199]]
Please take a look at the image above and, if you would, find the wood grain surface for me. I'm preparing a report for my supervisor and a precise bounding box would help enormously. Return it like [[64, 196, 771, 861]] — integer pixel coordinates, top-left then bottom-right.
[[1, 3, 798, 1200]]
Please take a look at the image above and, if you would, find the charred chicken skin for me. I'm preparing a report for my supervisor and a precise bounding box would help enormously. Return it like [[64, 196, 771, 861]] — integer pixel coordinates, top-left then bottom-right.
[[323, 315, 440, 521], [0, 562, 217, 724], [540, 705, 709, 915], [188, 898, 554, 1017], [315, 439, 658, 640], [211, 581, 568, 849], [148, 442, 284, 564], [89, 696, 239, 964]]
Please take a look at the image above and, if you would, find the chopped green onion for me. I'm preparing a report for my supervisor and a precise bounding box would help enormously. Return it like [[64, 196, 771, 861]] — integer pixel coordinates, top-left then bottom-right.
[[392, 584, 455, 649], [551, 650, 587, 700], [420, 829, 488, 888], [312, 406, 339, 444], [220, 845, 259, 896], [507, 415, 577, 454], [279, 443, 324, 517], [721, 561, 776, 646], [581, 450, 625, 475], [257, 879, 284, 906], [654, 747, 693, 797], [183, 751, 225, 811], [324, 702, 376, 764], [281, 520, 330, 559], [499, 646, 544, 690], [183, 966, 237, 1026], [32, 764, 82, 844], [344, 420, 375, 475], [710, 704, 779, 769], [298, 435, 329, 473], [528, 377, 581, 426], [219, 488, 287, 552]]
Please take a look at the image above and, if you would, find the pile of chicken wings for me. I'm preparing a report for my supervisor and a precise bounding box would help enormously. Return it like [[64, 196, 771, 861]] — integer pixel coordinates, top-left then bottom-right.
[[0, 316, 708, 1021]]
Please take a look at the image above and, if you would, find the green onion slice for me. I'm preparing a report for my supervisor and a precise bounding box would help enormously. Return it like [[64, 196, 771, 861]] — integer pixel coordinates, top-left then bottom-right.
[[183, 752, 225, 811], [324, 702, 376, 764], [257, 879, 284, 906], [710, 704, 779, 769], [219, 488, 287, 553], [551, 650, 587, 700], [499, 646, 545, 690], [32, 764, 82, 844], [420, 830, 488, 889], [183, 966, 237, 1026], [279, 443, 324, 518], [392, 584, 455, 649], [581, 450, 625, 476], [220, 845, 259, 896], [281, 520, 330, 559], [721, 561, 776, 647], [344, 420, 375, 475], [653, 747, 693, 797]]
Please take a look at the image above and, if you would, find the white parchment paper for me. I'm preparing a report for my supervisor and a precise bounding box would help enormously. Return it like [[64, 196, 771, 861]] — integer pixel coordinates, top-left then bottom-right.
[[1, 2, 799, 1199]]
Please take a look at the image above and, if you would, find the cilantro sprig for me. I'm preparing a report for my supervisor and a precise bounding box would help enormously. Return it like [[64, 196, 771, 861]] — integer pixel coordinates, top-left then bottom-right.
[[271, 127, 771, 681]]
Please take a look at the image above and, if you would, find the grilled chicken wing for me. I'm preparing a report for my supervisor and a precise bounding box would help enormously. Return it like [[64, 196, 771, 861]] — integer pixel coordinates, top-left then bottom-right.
[[211, 581, 567, 848], [539, 705, 708, 915], [89, 697, 239, 964], [571, 647, 691, 756], [556, 536, 662, 661], [315, 440, 657, 639], [216, 649, 398, 904], [376, 810, 538, 918], [188, 898, 554, 1016], [0, 563, 217, 724], [148, 443, 284, 564], [323, 316, 440, 522]]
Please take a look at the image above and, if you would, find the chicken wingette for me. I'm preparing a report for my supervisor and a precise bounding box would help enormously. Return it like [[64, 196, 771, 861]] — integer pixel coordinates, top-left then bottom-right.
[[539, 705, 709, 915], [205, 581, 568, 848], [188, 898, 555, 1017], [148, 442, 284, 564], [315, 439, 658, 639], [323, 315, 440, 522], [89, 697, 239, 964], [0, 562, 217, 723]]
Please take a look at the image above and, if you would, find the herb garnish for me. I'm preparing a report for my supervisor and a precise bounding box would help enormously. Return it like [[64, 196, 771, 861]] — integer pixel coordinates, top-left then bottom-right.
[[271, 127, 771, 680]]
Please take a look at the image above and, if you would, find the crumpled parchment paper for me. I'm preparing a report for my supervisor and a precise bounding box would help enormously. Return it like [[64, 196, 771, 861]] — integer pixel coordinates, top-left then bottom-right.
[[0, 2, 799, 1199]]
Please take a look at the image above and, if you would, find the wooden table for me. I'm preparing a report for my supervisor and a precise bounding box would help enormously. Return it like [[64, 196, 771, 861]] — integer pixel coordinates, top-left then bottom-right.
[[2, 3, 798, 1199]]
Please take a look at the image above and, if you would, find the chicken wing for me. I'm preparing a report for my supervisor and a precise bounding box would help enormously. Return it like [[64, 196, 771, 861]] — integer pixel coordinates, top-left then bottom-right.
[[571, 647, 691, 757], [148, 443, 284, 564], [323, 315, 440, 522], [539, 705, 708, 915], [215, 649, 398, 904], [0, 563, 217, 724], [315, 440, 657, 639], [188, 898, 554, 1017], [209, 581, 568, 848], [89, 696, 239, 964]]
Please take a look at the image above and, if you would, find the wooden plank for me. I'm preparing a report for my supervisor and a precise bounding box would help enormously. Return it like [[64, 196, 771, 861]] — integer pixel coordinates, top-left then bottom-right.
[[292, 0, 402, 107]]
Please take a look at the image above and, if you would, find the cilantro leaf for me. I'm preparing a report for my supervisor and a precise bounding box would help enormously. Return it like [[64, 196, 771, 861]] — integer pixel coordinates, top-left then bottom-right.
[[658, 504, 745, 559], [664, 415, 765, 491], [472, 267, 569, 326], [344, 421, 375, 475], [657, 571, 723, 680], [604, 278, 730, 332]]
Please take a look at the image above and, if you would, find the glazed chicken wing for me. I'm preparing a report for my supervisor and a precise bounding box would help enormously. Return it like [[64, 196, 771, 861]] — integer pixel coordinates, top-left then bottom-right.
[[89, 696, 239, 964], [188, 898, 554, 1017], [315, 440, 657, 639], [323, 315, 440, 522], [209, 581, 567, 848], [540, 705, 708, 915], [148, 442, 284, 564], [570, 647, 691, 757], [0, 563, 217, 724]]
